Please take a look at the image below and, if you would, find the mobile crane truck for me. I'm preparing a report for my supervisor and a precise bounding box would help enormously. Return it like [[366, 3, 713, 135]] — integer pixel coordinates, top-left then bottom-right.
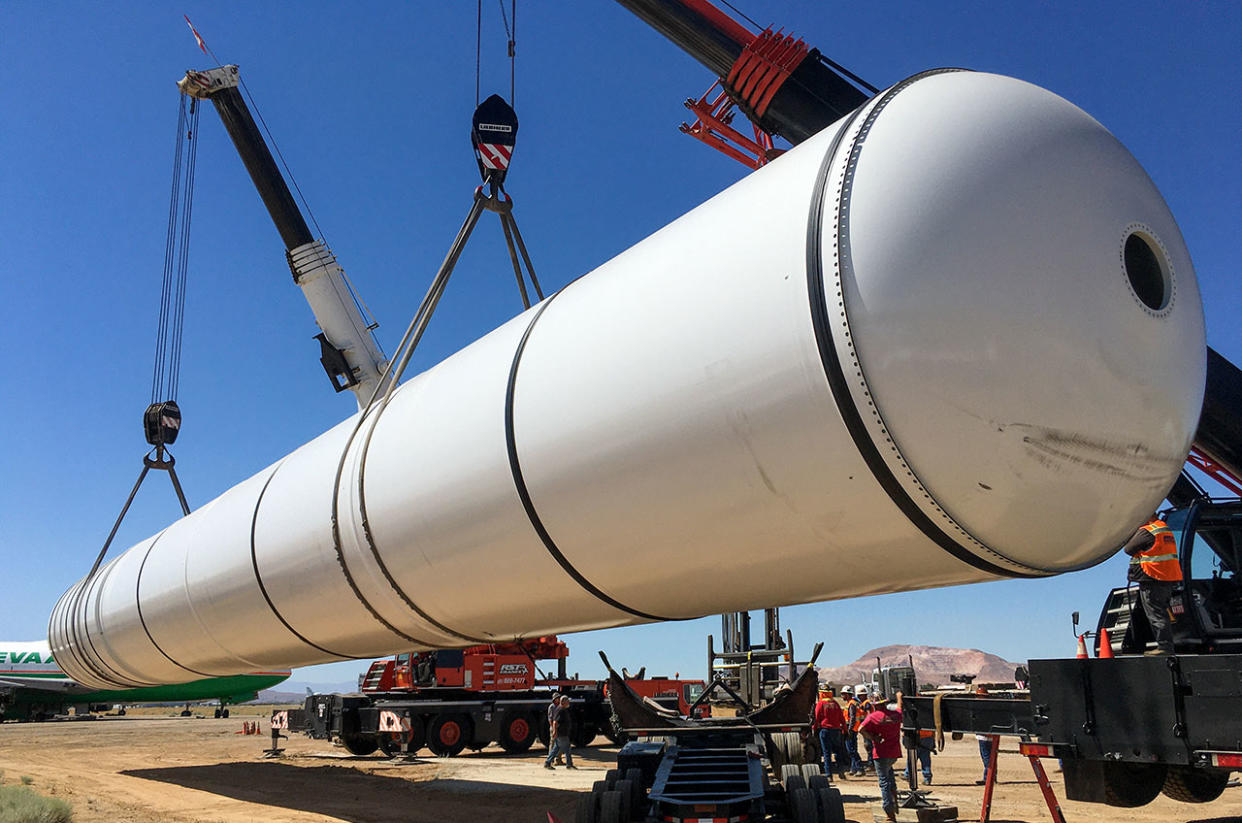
[[300, 636, 706, 757]]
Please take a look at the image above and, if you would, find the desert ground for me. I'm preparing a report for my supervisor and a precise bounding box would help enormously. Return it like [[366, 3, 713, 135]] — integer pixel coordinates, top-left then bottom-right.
[[0, 712, 1239, 823]]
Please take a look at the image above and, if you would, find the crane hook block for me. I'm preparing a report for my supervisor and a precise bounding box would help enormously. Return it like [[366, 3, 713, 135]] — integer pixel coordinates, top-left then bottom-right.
[[143, 401, 182, 447], [472, 94, 518, 186]]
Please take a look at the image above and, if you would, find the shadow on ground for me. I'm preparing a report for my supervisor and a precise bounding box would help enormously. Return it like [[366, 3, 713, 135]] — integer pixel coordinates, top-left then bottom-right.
[[123, 761, 580, 823]]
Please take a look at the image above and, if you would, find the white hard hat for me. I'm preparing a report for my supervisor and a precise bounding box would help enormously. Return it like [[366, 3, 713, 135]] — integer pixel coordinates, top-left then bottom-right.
[[854, 685, 868, 697]]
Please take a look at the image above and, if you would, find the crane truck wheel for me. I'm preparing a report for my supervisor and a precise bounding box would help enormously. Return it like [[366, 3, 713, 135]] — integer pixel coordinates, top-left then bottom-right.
[[1101, 761, 1166, 807], [499, 713, 536, 753], [378, 734, 401, 758], [341, 734, 379, 756], [1161, 765, 1229, 803], [571, 720, 598, 748], [538, 715, 551, 747], [427, 713, 471, 757]]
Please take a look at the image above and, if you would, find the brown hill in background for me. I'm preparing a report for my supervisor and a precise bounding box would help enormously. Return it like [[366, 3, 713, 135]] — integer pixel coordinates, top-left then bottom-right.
[[817, 644, 1024, 688]]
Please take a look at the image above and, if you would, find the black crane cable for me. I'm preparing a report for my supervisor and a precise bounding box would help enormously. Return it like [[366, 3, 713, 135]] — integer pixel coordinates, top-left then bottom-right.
[[477, 0, 517, 107], [151, 95, 199, 404]]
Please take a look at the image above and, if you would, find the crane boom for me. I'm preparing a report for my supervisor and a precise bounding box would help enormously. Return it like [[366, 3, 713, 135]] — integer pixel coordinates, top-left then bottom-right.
[[178, 65, 387, 406]]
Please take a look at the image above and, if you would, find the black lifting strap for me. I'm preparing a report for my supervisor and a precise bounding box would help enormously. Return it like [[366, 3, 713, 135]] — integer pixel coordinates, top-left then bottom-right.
[[89, 95, 200, 579]]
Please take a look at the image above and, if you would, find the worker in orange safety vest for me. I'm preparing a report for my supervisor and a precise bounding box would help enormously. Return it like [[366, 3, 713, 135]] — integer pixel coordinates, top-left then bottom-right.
[[844, 687, 866, 776], [1122, 514, 1183, 655]]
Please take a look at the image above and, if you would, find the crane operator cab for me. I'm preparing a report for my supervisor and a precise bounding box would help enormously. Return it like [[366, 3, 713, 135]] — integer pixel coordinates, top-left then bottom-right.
[[1098, 496, 1242, 655]]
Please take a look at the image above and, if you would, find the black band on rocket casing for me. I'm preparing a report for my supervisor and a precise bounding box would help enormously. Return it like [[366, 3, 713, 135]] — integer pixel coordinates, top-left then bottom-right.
[[250, 462, 361, 660], [804, 70, 1045, 581], [505, 290, 677, 623], [134, 532, 215, 679]]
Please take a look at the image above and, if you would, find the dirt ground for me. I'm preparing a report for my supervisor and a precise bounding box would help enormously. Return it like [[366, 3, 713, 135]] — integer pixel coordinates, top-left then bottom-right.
[[0, 715, 1239, 823]]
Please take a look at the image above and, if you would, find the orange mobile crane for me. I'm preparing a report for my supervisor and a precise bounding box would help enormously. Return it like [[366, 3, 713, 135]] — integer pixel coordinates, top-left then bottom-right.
[[301, 636, 706, 757]]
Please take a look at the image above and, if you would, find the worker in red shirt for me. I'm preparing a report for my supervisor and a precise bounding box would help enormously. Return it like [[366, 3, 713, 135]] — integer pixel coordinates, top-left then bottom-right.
[[858, 693, 903, 822], [812, 687, 847, 779]]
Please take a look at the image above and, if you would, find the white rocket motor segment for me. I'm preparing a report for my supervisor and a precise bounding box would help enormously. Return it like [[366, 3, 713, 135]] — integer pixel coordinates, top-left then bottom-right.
[[51, 71, 1205, 689]]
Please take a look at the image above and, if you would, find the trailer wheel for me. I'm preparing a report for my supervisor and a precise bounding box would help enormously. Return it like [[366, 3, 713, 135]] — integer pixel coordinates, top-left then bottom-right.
[[538, 715, 551, 747], [604, 768, 619, 789], [808, 774, 830, 793], [1101, 761, 1166, 807], [499, 714, 536, 753], [775, 731, 805, 767], [341, 734, 379, 756], [1161, 765, 1229, 803], [788, 787, 817, 823], [815, 786, 845, 823], [781, 763, 805, 790], [575, 790, 600, 823], [599, 789, 630, 823], [427, 714, 470, 757], [619, 769, 645, 811]]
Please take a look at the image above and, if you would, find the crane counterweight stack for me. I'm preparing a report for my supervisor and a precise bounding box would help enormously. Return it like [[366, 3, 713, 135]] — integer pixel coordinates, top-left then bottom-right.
[[178, 65, 388, 405]]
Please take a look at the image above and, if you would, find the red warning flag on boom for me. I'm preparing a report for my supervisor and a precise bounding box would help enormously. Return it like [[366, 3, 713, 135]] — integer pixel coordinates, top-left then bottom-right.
[[184, 15, 208, 54]]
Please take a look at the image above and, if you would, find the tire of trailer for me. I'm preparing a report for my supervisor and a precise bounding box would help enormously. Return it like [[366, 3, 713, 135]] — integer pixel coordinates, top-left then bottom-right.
[[604, 768, 619, 789], [575, 790, 601, 823], [427, 713, 471, 757], [1161, 765, 1229, 803], [341, 734, 379, 756], [777, 731, 805, 767], [599, 789, 630, 823], [222, 708, 229, 718], [1101, 761, 1167, 807], [378, 734, 401, 757], [538, 714, 551, 747], [781, 763, 805, 790], [816, 786, 845, 823], [789, 786, 818, 823], [622, 769, 645, 809], [808, 773, 831, 793], [500, 713, 537, 753]]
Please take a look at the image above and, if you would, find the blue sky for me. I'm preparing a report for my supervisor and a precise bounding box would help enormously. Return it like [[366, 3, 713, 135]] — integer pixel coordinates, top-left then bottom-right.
[[2, 2, 1239, 687]]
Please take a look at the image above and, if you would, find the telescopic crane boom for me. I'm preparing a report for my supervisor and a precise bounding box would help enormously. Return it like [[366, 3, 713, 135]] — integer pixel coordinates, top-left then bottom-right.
[[178, 65, 387, 406]]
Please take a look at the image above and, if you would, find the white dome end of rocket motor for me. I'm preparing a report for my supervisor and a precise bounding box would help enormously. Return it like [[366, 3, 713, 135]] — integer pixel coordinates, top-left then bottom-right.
[[815, 70, 1205, 574]]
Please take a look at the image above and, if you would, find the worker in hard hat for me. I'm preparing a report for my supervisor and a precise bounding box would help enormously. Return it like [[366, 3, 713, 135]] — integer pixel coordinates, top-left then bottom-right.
[[858, 693, 903, 823], [860, 687, 879, 772], [844, 685, 867, 776], [812, 687, 847, 780], [1121, 513, 1183, 655]]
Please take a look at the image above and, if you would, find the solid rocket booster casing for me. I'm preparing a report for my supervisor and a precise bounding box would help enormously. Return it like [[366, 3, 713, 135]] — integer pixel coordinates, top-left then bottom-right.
[[52, 71, 1205, 689]]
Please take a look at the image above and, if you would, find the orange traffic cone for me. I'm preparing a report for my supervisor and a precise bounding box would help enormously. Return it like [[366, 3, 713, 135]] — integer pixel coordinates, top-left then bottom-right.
[[1098, 626, 1114, 658], [1076, 633, 1088, 658]]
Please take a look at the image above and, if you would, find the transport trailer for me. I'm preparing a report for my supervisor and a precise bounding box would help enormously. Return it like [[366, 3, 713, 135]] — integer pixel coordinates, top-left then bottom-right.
[[900, 654, 1242, 808], [578, 648, 848, 823]]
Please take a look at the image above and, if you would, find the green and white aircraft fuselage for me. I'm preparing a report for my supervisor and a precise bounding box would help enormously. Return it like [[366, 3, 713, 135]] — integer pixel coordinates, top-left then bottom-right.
[[0, 641, 290, 720]]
